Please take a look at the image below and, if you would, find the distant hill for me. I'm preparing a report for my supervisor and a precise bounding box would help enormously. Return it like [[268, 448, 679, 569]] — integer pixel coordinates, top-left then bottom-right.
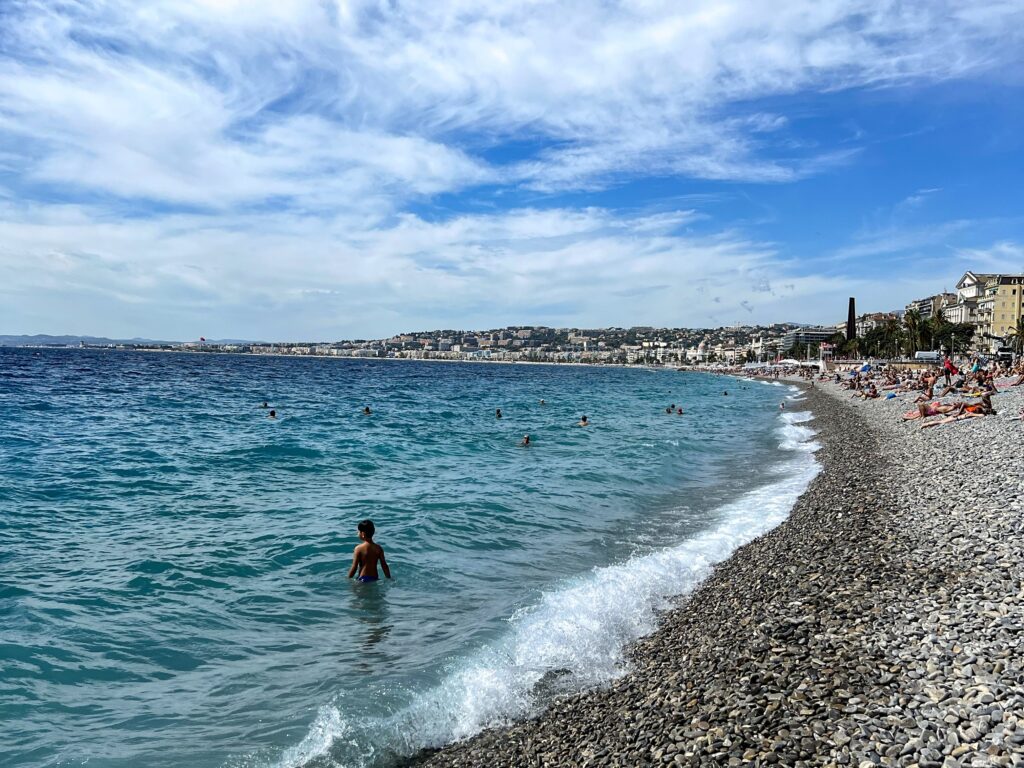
[[0, 334, 265, 347], [0, 334, 180, 346]]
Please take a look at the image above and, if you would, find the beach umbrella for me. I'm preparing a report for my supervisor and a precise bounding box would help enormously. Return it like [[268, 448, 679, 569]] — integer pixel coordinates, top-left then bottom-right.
[[860, 363, 872, 372]]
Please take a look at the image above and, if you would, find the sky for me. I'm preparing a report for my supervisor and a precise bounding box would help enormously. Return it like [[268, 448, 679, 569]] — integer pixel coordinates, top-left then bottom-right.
[[1, 0, 1023, 341]]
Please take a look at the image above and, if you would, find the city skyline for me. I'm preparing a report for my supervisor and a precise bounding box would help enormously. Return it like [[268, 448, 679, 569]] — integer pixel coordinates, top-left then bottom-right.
[[2, 2, 1023, 340]]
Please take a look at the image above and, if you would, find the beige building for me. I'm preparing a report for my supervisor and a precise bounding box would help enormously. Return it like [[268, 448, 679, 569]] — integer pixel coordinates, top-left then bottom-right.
[[975, 274, 1024, 351], [943, 272, 1024, 352]]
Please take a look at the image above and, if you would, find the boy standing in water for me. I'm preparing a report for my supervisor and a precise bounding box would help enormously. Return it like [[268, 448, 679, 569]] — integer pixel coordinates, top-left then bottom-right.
[[348, 519, 391, 583]]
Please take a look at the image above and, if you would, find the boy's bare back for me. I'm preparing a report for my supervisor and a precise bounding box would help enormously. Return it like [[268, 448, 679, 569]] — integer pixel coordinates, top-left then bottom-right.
[[348, 519, 391, 582]]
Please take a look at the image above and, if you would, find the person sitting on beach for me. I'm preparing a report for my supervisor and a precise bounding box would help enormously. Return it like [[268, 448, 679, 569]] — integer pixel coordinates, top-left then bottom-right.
[[348, 519, 391, 583], [858, 384, 879, 400], [913, 385, 934, 404], [577, 415, 589, 427]]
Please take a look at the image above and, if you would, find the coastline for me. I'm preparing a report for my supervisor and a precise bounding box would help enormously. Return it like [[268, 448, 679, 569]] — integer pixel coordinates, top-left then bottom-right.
[[407, 382, 1024, 767], [16, 345, 656, 370]]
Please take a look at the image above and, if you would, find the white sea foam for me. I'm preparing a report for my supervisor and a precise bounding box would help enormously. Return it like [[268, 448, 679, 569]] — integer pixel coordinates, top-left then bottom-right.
[[277, 410, 821, 768]]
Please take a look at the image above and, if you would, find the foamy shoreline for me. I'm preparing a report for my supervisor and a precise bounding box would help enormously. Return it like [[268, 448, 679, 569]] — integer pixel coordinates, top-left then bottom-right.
[[408, 381, 1024, 767]]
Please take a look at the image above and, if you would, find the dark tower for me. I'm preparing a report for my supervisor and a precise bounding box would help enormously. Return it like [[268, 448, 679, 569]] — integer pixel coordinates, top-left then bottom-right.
[[846, 297, 856, 341]]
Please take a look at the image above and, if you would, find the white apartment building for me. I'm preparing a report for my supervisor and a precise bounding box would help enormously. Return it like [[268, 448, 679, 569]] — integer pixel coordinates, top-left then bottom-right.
[[943, 271, 989, 325]]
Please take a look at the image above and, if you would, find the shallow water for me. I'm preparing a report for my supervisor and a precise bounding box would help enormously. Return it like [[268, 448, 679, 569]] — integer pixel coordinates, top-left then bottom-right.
[[0, 350, 816, 767]]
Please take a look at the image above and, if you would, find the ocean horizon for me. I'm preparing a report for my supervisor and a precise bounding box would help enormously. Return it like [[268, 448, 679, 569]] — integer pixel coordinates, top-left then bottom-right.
[[1, 348, 818, 768]]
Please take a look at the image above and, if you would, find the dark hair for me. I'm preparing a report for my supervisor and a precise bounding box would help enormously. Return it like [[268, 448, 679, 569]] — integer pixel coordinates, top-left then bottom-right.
[[358, 519, 375, 537]]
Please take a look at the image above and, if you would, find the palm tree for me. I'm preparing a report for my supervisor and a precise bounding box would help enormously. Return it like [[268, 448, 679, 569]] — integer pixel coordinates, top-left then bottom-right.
[[927, 315, 953, 353], [903, 309, 922, 356], [882, 316, 903, 359], [1008, 315, 1024, 356]]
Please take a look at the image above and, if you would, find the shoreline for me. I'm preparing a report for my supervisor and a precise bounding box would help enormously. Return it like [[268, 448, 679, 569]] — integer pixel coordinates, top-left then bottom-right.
[[10, 345, 667, 371], [406, 382, 1024, 767]]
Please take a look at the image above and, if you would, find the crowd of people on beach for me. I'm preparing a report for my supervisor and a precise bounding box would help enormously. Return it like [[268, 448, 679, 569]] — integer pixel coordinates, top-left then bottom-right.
[[725, 353, 1024, 429], [827, 354, 1024, 428]]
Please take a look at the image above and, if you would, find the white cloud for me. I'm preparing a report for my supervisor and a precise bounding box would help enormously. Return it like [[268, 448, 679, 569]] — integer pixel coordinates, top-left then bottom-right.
[[1, 1, 1022, 336], [0, 199, 868, 338], [2, 0, 1022, 204], [954, 241, 1024, 273]]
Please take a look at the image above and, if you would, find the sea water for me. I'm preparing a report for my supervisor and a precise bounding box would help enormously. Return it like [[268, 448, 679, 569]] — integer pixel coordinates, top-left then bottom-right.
[[0, 349, 818, 768]]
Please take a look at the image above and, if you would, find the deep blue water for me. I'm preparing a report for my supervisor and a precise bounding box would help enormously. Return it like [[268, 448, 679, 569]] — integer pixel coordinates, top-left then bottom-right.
[[0, 349, 817, 768]]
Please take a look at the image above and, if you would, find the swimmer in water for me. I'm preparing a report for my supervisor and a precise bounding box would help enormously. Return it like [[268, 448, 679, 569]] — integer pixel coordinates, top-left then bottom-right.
[[363, 406, 372, 415], [780, 402, 785, 410], [723, 391, 728, 396], [261, 401, 268, 409], [268, 409, 276, 419], [577, 415, 589, 427], [496, 408, 502, 419], [539, 399, 546, 405], [677, 408, 684, 415], [666, 403, 675, 414], [520, 434, 530, 447], [347, 519, 391, 583]]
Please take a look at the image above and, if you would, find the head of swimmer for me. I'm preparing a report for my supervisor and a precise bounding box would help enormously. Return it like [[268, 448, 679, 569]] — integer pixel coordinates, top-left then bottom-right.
[[357, 519, 375, 542]]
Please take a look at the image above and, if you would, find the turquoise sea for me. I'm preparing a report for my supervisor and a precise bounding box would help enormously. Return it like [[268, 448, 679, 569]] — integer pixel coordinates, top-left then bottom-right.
[[0, 349, 818, 768]]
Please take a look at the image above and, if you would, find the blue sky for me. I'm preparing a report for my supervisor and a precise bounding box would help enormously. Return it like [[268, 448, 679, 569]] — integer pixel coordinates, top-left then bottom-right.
[[1, 0, 1022, 341]]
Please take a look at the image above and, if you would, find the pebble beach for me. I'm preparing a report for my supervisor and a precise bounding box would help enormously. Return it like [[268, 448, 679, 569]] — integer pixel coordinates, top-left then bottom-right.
[[411, 379, 1024, 768]]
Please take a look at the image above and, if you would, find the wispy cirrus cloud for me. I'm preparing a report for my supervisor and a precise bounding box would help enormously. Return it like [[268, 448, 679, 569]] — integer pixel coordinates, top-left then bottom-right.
[[2, 0, 1022, 206], [954, 241, 1024, 272]]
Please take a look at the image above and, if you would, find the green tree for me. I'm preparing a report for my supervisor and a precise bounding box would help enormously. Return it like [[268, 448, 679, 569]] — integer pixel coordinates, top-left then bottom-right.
[[877, 316, 903, 358], [949, 323, 975, 354], [930, 320, 975, 355], [1007, 315, 1024, 355], [860, 326, 885, 357], [903, 309, 922, 355], [926, 315, 953, 352]]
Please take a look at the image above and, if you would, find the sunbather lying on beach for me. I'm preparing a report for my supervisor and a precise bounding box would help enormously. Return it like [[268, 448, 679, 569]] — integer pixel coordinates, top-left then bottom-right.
[[903, 402, 960, 421], [917, 394, 996, 428], [937, 375, 966, 397], [920, 409, 987, 429]]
